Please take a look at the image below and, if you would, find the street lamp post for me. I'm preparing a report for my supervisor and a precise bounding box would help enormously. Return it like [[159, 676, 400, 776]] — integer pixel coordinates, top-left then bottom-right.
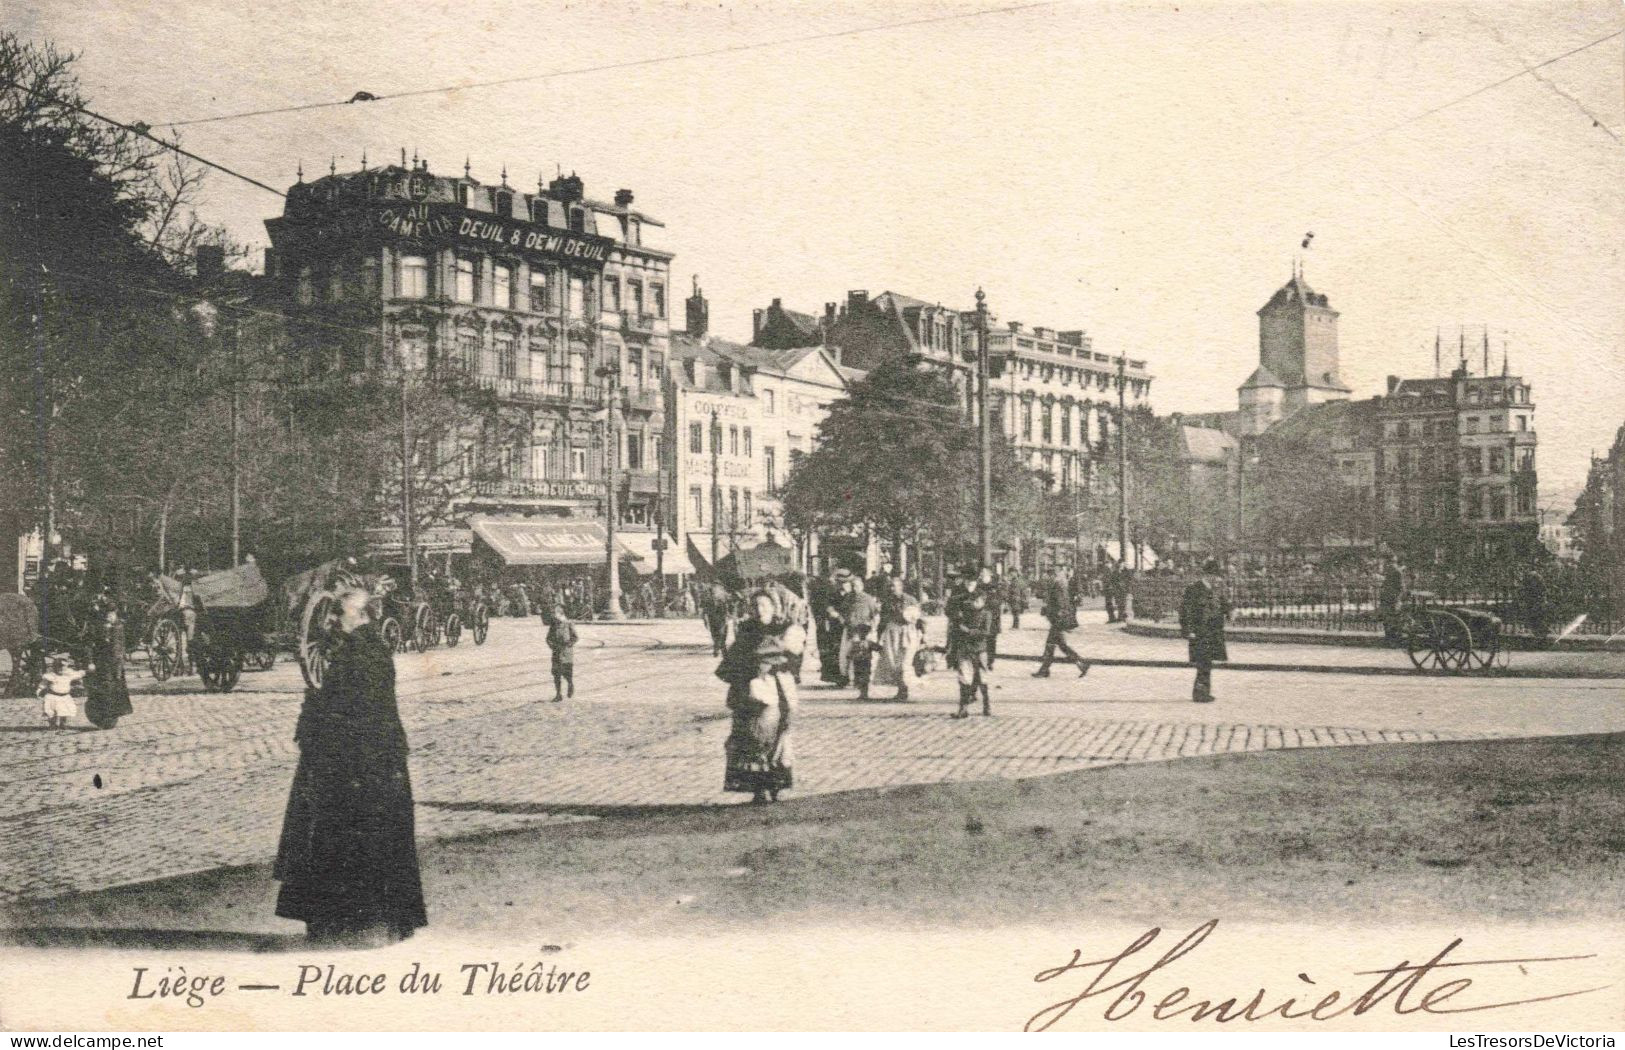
[[597, 364, 624, 620], [1116, 351, 1130, 569], [710, 408, 722, 570], [975, 288, 992, 569]]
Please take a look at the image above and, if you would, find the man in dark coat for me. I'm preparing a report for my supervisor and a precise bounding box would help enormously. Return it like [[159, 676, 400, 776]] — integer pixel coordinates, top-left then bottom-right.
[[275, 588, 426, 945], [807, 568, 843, 684], [1033, 566, 1090, 677], [1180, 559, 1230, 703]]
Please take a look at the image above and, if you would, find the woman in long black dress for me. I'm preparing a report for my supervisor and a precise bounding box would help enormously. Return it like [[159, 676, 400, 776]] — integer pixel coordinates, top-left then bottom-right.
[[83, 597, 133, 730], [274, 587, 426, 945]]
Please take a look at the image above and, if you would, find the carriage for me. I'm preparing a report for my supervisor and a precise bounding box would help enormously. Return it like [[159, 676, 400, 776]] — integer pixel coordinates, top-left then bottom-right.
[[1391, 591, 1507, 671], [144, 562, 275, 692]]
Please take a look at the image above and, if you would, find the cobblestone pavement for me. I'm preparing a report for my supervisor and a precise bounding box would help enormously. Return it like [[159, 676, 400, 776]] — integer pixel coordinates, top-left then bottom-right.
[[1, 616, 1618, 904]]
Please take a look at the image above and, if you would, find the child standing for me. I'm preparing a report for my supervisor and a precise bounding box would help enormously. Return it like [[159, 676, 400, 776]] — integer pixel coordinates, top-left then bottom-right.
[[37, 657, 84, 729], [546, 606, 578, 702]]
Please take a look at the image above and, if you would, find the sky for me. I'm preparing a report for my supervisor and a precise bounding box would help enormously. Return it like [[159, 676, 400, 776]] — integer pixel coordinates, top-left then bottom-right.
[[10, 0, 1623, 501]]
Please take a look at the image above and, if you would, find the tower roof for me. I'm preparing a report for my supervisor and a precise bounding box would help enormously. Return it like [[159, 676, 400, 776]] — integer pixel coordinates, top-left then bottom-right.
[[1260, 273, 1332, 312]]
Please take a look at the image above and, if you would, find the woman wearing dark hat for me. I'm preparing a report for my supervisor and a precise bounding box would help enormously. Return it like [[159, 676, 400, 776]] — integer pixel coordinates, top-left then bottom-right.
[[1179, 560, 1230, 703]]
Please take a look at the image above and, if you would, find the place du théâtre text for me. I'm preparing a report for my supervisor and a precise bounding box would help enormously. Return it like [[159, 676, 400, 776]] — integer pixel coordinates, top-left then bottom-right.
[[126, 959, 590, 1009]]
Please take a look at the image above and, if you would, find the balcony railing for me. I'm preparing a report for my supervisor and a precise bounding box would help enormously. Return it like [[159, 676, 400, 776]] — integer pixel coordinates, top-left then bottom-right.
[[472, 374, 604, 406], [619, 386, 662, 412], [620, 311, 661, 334], [471, 477, 606, 501]]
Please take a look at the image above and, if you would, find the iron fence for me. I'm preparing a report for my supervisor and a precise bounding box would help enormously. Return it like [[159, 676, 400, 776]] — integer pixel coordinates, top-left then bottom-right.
[[1130, 569, 1622, 639]]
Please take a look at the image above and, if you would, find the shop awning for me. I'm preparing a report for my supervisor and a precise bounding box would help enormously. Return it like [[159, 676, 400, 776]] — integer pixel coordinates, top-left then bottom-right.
[[472, 516, 646, 567], [617, 531, 694, 576]]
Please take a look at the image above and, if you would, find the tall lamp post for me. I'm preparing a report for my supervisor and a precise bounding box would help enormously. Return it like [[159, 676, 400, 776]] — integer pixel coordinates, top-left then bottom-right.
[[1115, 350, 1129, 569], [597, 364, 624, 620], [975, 288, 992, 569], [710, 408, 722, 570]]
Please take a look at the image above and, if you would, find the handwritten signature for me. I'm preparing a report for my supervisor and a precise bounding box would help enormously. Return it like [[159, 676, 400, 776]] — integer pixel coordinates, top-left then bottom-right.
[[1026, 921, 1609, 1031]]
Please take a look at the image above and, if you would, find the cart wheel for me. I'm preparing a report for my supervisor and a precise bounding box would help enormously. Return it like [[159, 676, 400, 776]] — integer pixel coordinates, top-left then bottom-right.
[[150, 619, 180, 682], [472, 604, 490, 646], [444, 613, 462, 647], [381, 616, 404, 653], [298, 592, 341, 691], [1430, 610, 1473, 671], [413, 604, 435, 651]]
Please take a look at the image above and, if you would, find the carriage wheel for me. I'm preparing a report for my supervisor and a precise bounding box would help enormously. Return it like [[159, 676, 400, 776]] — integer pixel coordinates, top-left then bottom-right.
[[381, 616, 404, 653], [472, 603, 490, 646], [1402, 612, 1440, 670], [412, 604, 436, 651], [444, 613, 463, 647], [1428, 611, 1473, 671], [298, 592, 341, 691], [149, 619, 180, 682]]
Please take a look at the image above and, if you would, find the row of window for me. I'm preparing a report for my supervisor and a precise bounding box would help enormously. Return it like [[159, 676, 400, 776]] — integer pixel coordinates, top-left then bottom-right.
[[1015, 399, 1112, 446], [392, 329, 665, 386], [1381, 446, 1535, 476], [1386, 414, 1531, 440], [460, 430, 667, 482], [687, 485, 754, 531], [687, 421, 755, 457], [1383, 487, 1534, 521], [1007, 359, 1146, 396], [298, 254, 666, 319]]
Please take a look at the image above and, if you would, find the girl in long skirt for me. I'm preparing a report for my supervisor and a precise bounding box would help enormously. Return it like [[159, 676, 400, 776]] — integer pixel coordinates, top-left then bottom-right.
[[718, 590, 804, 803], [870, 577, 922, 701]]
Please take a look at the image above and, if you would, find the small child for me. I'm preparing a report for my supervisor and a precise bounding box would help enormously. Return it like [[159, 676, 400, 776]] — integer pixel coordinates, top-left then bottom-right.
[[545, 606, 578, 702], [37, 657, 84, 729]]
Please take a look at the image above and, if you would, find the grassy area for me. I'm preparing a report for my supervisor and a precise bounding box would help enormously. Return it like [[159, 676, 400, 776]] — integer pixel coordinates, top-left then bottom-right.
[[12, 733, 1623, 942]]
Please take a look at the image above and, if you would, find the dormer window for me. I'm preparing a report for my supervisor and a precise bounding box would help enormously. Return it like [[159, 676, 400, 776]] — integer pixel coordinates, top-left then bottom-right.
[[494, 190, 513, 217], [456, 183, 470, 207], [532, 200, 549, 226], [568, 207, 585, 233]]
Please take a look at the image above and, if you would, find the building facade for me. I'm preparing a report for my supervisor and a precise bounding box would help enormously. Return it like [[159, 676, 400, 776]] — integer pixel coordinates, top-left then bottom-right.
[[264, 159, 674, 565], [668, 291, 856, 572]]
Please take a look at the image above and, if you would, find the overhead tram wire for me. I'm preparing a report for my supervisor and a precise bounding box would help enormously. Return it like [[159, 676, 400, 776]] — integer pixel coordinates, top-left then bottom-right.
[[154, 1, 1057, 130], [1256, 27, 1622, 186], [0, 76, 288, 199]]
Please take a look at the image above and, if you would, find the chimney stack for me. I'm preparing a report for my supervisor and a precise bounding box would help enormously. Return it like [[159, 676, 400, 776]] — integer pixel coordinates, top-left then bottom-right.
[[752, 308, 765, 339], [1387, 375, 1400, 394], [686, 276, 709, 339], [614, 188, 634, 207]]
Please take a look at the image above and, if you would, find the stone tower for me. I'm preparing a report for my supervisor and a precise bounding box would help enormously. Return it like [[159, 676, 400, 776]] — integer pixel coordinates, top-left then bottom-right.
[[1257, 266, 1350, 412]]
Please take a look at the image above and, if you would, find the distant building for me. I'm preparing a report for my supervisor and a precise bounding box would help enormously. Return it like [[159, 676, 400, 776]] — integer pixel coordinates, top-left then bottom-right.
[[1175, 270, 1538, 564], [1569, 422, 1625, 568], [671, 288, 857, 572], [751, 287, 1155, 571]]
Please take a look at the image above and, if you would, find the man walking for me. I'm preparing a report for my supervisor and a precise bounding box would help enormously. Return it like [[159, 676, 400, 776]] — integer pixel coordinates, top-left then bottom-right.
[[1180, 559, 1230, 703], [1033, 565, 1090, 678], [1005, 568, 1027, 630], [809, 567, 844, 684], [837, 575, 881, 700]]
